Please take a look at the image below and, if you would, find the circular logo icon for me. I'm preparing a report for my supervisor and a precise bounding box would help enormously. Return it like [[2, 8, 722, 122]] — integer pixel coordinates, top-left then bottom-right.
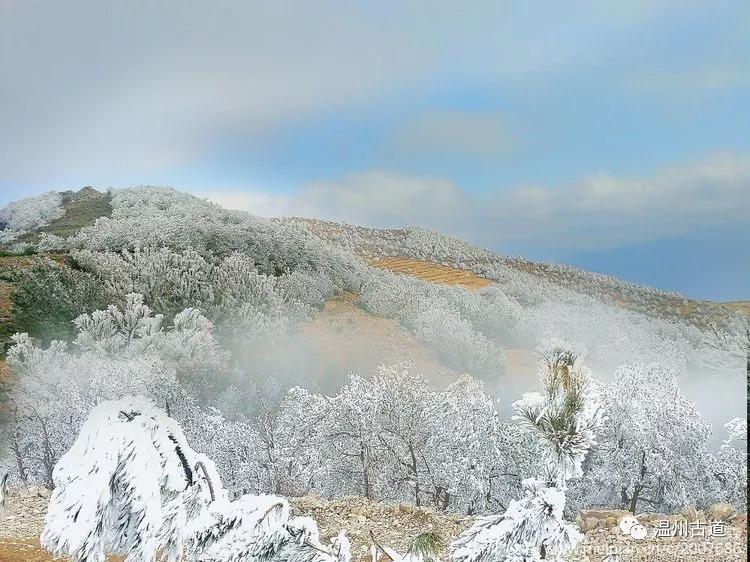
[[630, 524, 647, 540], [619, 516, 647, 540], [619, 516, 638, 535]]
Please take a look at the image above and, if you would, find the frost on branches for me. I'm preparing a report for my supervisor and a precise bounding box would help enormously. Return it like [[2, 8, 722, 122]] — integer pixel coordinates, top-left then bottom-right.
[[590, 364, 714, 513], [0, 191, 65, 243], [451, 341, 603, 562], [717, 416, 747, 510], [42, 396, 350, 562], [3, 293, 226, 488]]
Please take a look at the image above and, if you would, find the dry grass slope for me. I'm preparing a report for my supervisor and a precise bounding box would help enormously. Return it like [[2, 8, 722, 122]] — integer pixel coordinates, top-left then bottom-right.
[[301, 292, 461, 388], [723, 301, 750, 318], [370, 258, 493, 290]]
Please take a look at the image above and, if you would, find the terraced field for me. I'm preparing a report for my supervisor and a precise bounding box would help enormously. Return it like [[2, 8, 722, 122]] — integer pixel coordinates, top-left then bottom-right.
[[370, 258, 493, 290]]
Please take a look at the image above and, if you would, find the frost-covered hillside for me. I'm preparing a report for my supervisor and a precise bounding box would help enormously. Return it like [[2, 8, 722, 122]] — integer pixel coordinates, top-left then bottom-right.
[[0, 187, 746, 559]]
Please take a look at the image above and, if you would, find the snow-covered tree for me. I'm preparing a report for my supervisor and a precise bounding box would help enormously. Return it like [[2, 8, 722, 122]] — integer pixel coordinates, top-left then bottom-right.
[[0, 191, 64, 243], [513, 341, 603, 481], [589, 363, 714, 513], [716, 416, 747, 509], [2, 294, 227, 486], [43, 396, 349, 562], [450, 341, 603, 562], [320, 374, 383, 500], [427, 375, 530, 515]]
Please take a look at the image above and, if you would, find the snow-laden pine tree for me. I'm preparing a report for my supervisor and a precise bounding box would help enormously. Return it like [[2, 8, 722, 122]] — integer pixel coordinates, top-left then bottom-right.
[[42, 396, 350, 562], [451, 340, 603, 562], [371, 531, 445, 562]]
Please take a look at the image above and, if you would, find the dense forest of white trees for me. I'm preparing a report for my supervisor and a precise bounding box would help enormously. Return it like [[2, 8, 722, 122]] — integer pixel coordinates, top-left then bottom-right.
[[0, 187, 746, 553], [2, 288, 745, 515]]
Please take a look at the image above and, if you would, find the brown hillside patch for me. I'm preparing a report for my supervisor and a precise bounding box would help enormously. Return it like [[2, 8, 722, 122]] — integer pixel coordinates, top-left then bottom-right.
[[0, 359, 10, 381], [723, 301, 750, 318], [0, 539, 123, 561], [301, 292, 461, 387], [0, 538, 59, 562], [370, 258, 493, 290]]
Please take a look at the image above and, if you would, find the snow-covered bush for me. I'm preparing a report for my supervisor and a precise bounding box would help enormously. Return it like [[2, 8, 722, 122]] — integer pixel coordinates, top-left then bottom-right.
[[359, 270, 508, 376], [0, 191, 64, 243], [1, 294, 227, 486], [43, 396, 349, 562], [70, 247, 324, 355], [36, 232, 67, 252], [452, 476, 581, 562], [68, 187, 366, 291], [9, 261, 108, 344], [716, 417, 747, 510]]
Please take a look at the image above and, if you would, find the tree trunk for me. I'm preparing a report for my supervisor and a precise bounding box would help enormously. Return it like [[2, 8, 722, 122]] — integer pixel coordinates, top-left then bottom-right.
[[11, 433, 28, 486], [408, 444, 420, 507], [629, 484, 641, 513], [629, 449, 648, 513], [360, 444, 371, 499]]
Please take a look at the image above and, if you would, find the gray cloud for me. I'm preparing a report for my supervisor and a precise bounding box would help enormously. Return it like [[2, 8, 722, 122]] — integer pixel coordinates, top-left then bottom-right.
[[390, 110, 515, 160], [0, 0, 717, 187], [205, 152, 750, 252]]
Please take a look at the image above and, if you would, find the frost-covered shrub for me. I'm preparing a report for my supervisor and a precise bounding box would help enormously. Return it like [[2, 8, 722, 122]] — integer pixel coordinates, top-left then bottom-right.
[[10, 261, 108, 344], [359, 269, 508, 376], [71, 247, 216, 320], [0, 191, 64, 243], [36, 232, 67, 252], [1, 294, 227, 485], [71, 247, 320, 346], [68, 187, 366, 291], [408, 304, 506, 375], [42, 396, 348, 562], [452, 477, 581, 562], [276, 270, 337, 311]]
